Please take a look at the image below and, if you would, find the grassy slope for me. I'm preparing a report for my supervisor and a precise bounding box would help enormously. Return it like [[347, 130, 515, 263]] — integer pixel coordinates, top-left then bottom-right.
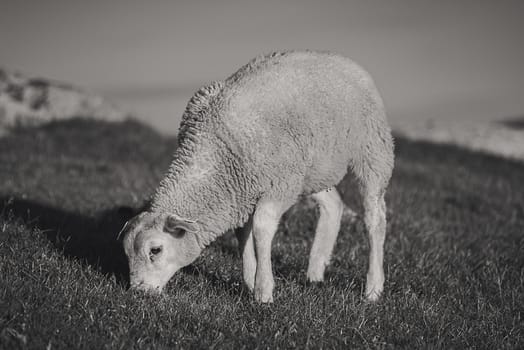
[[0, 119, 523, 349]]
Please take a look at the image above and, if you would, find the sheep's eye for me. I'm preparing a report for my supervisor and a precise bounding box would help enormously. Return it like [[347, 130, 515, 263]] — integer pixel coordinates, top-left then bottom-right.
[[149, 247, 162, 258]]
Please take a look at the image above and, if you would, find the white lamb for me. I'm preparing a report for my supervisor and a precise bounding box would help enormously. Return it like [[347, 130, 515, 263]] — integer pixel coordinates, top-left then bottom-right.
[[121, 50, 394, 303]]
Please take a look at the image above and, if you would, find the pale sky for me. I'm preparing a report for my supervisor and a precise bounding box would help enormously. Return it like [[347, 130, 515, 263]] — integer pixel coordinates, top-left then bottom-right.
[[1, 0, 523, 132]]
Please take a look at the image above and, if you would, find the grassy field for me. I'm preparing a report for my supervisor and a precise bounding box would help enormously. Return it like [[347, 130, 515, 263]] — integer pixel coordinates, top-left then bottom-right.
[[0, 118, 523, 349]]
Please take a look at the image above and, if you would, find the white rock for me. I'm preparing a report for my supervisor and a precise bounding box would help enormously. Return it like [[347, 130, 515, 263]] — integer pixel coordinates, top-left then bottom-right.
[[0, 68, 128, 133]]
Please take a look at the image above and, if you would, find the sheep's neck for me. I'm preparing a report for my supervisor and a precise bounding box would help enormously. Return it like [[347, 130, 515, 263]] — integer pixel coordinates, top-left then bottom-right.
[[150, 149, 244, 241]]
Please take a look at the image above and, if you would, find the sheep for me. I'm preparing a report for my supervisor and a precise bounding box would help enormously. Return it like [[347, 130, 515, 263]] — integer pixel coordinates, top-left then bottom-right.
[[121, 50, 394, 303]]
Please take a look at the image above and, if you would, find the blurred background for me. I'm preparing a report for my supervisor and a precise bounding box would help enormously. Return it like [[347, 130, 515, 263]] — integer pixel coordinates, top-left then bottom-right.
[[1, 0, 523, 138]]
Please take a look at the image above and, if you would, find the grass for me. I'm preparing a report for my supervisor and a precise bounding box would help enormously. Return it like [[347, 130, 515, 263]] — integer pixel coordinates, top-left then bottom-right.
[[0, 118, 523, 349]]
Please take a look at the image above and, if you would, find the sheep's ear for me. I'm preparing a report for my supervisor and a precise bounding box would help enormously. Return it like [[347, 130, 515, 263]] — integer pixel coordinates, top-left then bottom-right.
[[164, 214, 199, 235]]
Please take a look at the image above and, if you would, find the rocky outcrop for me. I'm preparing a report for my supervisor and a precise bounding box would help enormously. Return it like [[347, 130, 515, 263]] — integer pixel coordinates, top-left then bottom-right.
[[0, 68, 128, 133]]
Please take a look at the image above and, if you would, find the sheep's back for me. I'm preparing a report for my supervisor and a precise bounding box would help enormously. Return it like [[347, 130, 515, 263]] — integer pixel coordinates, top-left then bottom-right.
[[218, 51, 390, 195]]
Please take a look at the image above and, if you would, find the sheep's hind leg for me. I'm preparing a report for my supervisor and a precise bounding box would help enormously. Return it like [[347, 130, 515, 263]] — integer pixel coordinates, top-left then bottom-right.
[[252, 199, 288, 303], [307, 188, 344, 282], [235, 216, 256, 291], [362, 185, 387, 302]]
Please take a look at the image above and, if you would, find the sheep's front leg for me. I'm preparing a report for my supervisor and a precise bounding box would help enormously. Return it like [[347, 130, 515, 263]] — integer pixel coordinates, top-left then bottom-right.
[[235, 216, 256, 291], [252, 200, 285, 303]]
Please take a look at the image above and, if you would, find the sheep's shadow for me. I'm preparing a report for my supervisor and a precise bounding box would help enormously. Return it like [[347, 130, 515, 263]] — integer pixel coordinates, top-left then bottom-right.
[[1, 196, 140, 286]]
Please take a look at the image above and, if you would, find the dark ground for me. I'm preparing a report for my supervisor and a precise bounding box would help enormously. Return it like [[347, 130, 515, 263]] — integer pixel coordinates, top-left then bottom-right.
[[0, 118, 523, 349]]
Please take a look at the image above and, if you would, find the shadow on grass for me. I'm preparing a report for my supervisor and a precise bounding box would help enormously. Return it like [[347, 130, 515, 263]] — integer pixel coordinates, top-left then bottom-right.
[[0, 197, 140, 286]]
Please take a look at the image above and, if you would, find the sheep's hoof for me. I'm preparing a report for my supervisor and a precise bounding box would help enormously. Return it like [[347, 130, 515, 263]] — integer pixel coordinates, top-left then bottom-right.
[[365, 290, 382, 302], [365, 272, 384, 302], [365, 282, 383, 302], [254, 288, 274, 303], [306, 269, 325, 283], [244, 282, 255, 293]]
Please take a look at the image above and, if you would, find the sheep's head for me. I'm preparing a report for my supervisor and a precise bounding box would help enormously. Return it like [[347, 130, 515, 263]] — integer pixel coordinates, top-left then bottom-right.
[[120, 212, 202, 292]]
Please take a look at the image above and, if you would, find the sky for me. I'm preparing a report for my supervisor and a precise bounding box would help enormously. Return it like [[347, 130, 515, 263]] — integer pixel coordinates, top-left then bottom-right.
[[1, 0, 523, 132]]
